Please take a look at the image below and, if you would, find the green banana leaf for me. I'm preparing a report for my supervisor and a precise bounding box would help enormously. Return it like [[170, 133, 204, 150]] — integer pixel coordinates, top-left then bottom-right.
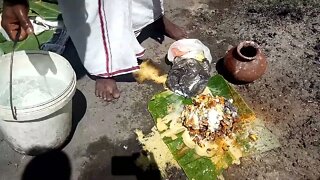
[[148, 74, 280, 179], [29, 0, 61, 20], [0, 33, 7, 43], [0, 31, 54, 54]]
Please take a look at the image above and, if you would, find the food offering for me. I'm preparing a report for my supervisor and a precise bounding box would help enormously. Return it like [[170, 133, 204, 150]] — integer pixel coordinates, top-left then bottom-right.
[[148, 75, 280, 179]]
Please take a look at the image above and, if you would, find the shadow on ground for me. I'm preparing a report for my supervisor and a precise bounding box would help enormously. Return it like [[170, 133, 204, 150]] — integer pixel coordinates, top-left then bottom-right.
[[216, 57, 250, 85], [22, 151, 71, 180], [137, 17, 166, 44], [78, 136, 163, 180], [62, 39, 87, 80], [111, 151, 162, 180], [60, 89, 87, 148]]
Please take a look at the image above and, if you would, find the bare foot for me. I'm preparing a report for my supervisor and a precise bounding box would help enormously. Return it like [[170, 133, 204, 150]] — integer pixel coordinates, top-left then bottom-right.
[[95, 78, 120, 101], [162, 16, 188, 40]]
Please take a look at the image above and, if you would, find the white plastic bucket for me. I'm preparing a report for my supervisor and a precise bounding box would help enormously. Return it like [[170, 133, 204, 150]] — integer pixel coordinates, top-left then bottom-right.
[[0, 50, 76, 155]]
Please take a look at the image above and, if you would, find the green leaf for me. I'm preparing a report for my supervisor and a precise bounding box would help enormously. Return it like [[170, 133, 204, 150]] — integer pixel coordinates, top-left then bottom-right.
[[207, 74, 232, 98], [0, 31, 55, 54], [148, 91, 191, 120], [164, 135, 218, 179], [207, 75, 255, 118], [147, 74, 274, 179], [0, 33, 7, 43], [29, 0, 61, 20], [186, 158, 218, 180]]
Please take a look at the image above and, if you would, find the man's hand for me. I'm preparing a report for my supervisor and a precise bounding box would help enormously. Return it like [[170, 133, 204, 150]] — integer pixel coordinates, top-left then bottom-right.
[[1, 0, 33, 41]]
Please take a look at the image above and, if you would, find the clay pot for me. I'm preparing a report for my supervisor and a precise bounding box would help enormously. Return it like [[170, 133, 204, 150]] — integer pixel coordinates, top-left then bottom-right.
[[224, 41, 267, 83]]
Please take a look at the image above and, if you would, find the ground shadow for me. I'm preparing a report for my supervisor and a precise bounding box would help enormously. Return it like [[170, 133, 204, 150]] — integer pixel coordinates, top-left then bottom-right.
[[88, 73, 137, 83], [215, 57, 250, 85], [71, 89, 87, 128], [22, 151, 71, 180], [60, 89, 87, 148], [113, 73, 137, 82], [164, 54, 173, 66], [62, 39, 88, 80], [111, 151, 161, 180], [137, 17, 166, 44]]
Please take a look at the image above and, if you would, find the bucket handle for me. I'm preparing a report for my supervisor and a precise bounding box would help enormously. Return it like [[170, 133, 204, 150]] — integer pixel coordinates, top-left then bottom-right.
[[9, 32, 41, 120], [9, 31, 20, 120]]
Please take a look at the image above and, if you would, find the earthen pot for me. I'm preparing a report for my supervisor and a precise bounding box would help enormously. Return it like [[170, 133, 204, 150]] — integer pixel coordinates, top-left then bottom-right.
[[224, 41, 267, 83]]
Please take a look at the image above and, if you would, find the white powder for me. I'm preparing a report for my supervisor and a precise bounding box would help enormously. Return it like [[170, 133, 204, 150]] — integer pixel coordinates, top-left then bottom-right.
[[208, 108, 223, 132]]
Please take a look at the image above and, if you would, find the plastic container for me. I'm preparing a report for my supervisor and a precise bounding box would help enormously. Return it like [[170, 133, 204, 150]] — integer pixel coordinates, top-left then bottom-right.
[[167, 39, 212, 63]]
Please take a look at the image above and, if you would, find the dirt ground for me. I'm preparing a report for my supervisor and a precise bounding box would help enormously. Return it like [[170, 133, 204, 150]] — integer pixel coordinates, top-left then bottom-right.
[[0, 0, 319, 179], [173, 0, 320, 179]]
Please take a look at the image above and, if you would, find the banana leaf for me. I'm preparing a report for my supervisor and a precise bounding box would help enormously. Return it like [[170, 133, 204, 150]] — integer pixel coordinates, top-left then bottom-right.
[[29, 0, 61, 20], [0, 33, 7, 43], [0, 31, 54, 54], [148, 74, 280, 179]]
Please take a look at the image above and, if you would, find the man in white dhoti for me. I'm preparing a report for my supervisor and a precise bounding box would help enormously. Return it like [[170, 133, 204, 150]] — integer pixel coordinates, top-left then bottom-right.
[[2, 0, 187, 101]]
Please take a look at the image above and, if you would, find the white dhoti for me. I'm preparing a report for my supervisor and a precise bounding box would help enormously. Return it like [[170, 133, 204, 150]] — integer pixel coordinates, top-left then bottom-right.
[[57, 0, 164, 77]]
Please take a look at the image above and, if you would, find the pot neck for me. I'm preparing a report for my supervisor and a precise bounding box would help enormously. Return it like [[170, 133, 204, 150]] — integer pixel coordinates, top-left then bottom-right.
[[235, 42, 260, 62]]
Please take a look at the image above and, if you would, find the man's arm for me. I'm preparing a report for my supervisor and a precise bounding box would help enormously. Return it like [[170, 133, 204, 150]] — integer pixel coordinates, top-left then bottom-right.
[[1, 0, 34, 41]]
